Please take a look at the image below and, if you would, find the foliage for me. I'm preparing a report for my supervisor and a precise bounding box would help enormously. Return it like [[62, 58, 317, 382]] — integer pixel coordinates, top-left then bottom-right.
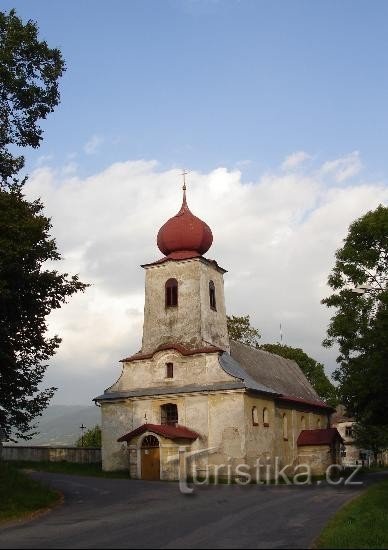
[[259, 343, 338, 406], [322, 205, 388, 424], [352, 421, 388, 461], [226, 314, 261, 347], [317, 478, 388, 549], [0, 462, 59, 522], [0, 190, 88, 440], [75, 425, 102, 448], [0, 9, 65, 189]]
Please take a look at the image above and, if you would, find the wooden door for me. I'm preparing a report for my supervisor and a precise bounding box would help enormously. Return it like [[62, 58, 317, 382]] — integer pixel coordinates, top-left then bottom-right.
[[141, 436, 160, 480]]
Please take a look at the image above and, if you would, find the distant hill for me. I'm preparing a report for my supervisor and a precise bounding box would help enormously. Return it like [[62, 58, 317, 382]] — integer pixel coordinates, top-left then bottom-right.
[[10, 405, 101, 446]]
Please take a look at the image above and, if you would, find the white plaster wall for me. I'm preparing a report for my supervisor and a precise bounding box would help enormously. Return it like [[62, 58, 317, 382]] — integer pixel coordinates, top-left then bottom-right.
[[108, 351, 234, 393]]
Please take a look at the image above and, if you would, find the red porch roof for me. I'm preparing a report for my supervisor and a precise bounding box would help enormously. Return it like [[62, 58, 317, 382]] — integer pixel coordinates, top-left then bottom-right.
[[297, 428, 343, 447], [117, 423, 199, 443]]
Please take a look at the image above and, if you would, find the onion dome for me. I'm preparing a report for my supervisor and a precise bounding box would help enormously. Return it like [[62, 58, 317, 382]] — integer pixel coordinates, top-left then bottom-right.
[[157, 184, 213, 259]]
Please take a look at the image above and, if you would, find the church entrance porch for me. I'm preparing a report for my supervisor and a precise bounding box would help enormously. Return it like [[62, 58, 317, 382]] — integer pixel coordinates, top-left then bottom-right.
[[141, 435, 160, 480], [118, 423, 199, 481]]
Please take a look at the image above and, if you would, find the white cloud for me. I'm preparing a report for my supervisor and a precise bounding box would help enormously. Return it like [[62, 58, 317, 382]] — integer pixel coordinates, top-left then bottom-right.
[[281, 151, 311, 171], [24, 160, 388, 405], [320, 150, 362, 182], [84, 134, 104, 155]]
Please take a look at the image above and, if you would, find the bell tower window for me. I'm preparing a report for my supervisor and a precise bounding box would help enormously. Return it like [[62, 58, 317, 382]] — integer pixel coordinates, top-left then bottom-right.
[[165, 278, 178, 307], [209, 280, 216, 310]]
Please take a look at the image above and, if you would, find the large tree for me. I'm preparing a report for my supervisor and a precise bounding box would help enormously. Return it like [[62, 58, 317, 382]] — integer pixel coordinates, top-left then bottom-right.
[[226, 314, 261, 347], [0, 191, 88, 440], [0, 9, 65, 189], [0, 10, 86, 441], [322, 205, 388, 424], [352, 421, 388, 463]]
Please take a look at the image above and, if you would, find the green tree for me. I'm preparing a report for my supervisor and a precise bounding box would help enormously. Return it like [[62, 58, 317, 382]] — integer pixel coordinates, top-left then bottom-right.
[[352, 422, 388, 463], [75, 425, 102, 448], [0, 190, 88, 440], [0, 9, 65, 189], [322, 205, 388, 424], [226, 314, 261, 347], [259, 343, 338, 406]]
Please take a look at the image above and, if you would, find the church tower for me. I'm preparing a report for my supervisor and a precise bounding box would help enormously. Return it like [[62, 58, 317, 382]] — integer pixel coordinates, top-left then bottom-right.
[[141, 181, 230, 354]]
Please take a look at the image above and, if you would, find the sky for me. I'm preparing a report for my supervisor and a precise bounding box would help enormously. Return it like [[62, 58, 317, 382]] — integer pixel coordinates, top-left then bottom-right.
[[3, 1, 388, 405]]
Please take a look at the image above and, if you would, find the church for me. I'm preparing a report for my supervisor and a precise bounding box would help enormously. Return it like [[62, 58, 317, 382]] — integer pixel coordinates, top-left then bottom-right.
[[94, 181, 341, 481]]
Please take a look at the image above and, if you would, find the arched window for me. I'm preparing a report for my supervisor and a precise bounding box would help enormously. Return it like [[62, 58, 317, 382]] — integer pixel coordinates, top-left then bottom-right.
[[301, 416, 306, 430], [209, 280, 216, 310], [317, 417, 321, 429], [283, 413, 288, 440], [161, 403, 178, 426], [252, 406, 259, 426], [165, 278, 178, 307], [263, 408, 269, 427]]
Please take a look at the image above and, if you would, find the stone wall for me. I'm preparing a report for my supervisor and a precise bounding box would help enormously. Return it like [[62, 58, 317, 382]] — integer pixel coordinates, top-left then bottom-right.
[[2, 445, 101, 463]]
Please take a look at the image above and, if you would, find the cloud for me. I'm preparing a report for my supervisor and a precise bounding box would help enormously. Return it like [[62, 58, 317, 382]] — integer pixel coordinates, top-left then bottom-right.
[[84, 134, 104, 155], [320, 150, 362, 182], [281, 151, 311, 171], [24, 159, 388, 405]]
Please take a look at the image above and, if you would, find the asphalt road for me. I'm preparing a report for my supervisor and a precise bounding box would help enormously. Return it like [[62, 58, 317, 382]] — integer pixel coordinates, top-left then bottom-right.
[[0, 471, 374, 549]]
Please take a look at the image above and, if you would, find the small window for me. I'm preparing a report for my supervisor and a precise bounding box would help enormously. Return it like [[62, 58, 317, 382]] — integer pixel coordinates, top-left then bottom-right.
[[252, 406, 259, 426], [161, 403, 178, 425], [166, 362, 173, 378], [165, 278, 178, 307], [345, 426, 353, 437], [301, 416, 306, 430], [283, 413, 288, 440], [209, 281, 216, 310], [317, 418, 321, 429], [263, 408, 269, 427]]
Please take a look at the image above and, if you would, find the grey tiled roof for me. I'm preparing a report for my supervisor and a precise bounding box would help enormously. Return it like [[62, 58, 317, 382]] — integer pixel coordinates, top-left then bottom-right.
[[229, 340, 321, 402], [218, 352, 278, 396]]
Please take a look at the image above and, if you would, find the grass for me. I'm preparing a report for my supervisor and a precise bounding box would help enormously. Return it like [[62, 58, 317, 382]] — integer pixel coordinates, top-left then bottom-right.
[[0, 462, 60, 523], [5, 460, 130, 479], [317, 477, 388, 549]]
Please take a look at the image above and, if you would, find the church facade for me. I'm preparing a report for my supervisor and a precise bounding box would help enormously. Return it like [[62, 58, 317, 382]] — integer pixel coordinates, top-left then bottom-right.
[[95, 184, 339, 480]]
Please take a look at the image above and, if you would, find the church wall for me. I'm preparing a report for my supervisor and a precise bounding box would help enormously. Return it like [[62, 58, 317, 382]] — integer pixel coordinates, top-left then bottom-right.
[[107, 351, 234, 393], [243, 394, 276, 478], [101, 401, 132, 471], [273, 404, 329, 474]]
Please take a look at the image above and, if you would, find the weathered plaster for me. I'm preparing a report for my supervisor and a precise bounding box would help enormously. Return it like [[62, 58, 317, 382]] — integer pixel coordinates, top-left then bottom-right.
[[141, 258, 229, 353]]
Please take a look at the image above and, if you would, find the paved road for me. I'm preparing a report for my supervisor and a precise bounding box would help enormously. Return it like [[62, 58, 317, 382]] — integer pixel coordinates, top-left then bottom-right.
[[0, 472, 375, 549]]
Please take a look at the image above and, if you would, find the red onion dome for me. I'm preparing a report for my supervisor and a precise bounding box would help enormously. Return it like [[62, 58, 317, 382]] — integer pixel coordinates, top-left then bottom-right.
[[157, 186, 213, 258]]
